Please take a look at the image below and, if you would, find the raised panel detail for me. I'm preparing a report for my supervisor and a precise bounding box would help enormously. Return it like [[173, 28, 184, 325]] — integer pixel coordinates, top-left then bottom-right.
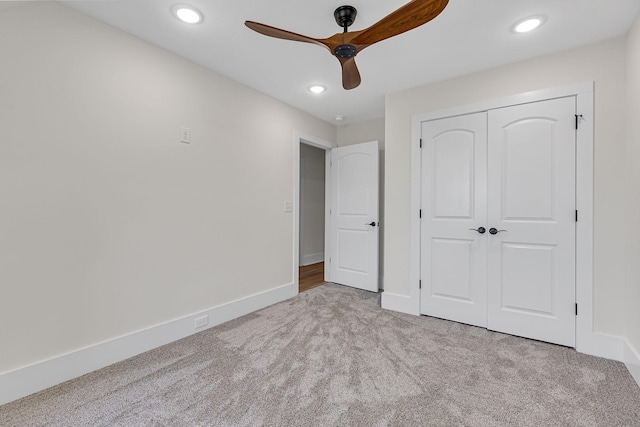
[[432, 238, 474, 302], [337, 153, 369, 217], [500, 243, 555, 317], [336, 229, 369, 274], [503, 119, 555, 221], [433, 130, 474, 219]]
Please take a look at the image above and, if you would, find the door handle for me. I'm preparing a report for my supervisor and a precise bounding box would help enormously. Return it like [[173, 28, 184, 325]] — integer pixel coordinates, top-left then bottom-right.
[[489, 228, 507, 235], [469, 227, 486, 234], [365, 221, 377, 227]]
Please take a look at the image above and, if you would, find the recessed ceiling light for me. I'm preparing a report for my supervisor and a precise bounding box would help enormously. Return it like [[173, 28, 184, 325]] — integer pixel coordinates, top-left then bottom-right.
[[172, 5, 202, 24], [308, 85, 326, 94], [514, 17, 543, 33], [334, 115, 344, 121]]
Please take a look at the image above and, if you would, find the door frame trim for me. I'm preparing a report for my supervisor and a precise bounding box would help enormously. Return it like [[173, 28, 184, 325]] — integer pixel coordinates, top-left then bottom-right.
[[293, 132, 337, 291], [406, 82, 615, 359]]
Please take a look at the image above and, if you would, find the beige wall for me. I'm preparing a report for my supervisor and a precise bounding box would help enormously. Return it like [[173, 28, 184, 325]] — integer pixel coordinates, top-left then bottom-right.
[[0, 2, 335, 373], [299, 144, 325, 264], [337, 118, 386, 282], [626, 15, 640, 354], [385, 37, 627, 337], [337, 118, 386, 150]]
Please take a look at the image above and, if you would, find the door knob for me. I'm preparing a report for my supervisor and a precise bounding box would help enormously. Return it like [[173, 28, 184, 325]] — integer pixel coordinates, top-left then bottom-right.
[[469, 227, 486, 234], [365, 222, 377, 227], [489, 228, 507, 235]]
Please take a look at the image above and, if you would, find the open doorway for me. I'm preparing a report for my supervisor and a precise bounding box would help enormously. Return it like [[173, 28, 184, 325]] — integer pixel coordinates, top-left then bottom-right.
[[292, 133, 335, 295], [299, 143, 326, 292], [293, 133, 381, 294]]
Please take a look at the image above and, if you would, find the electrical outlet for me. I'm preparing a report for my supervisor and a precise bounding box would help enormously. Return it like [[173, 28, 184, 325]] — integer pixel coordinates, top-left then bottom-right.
[[284, 201, 293, 212], [194, 315, 208, 329], [180, 126, 191, 144]]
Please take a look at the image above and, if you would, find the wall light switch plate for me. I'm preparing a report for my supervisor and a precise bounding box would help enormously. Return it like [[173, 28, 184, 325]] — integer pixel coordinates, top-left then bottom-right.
[[284, 201, 293, 212]]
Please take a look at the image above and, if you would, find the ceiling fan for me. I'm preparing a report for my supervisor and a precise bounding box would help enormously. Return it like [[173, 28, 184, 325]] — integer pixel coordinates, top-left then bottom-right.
[[245, 0, 449, 90]]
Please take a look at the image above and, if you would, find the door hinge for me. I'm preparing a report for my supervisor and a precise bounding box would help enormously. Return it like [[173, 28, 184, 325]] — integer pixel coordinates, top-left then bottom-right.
[[575, 303, 578, 316], [575, 114, 583, 130], [419, 280, 422, 289], [419, 209, 422, 218], [419, 138, 423, 148], [575, 210, 578, 222], [329, 257, 332, 263]]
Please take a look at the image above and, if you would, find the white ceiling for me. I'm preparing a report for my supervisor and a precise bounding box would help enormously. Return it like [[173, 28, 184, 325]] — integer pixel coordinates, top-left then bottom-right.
[[59, 0, 640, 125]]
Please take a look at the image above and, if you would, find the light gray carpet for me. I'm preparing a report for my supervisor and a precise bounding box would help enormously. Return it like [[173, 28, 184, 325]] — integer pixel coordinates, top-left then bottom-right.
[[2, 283, 639, 426]]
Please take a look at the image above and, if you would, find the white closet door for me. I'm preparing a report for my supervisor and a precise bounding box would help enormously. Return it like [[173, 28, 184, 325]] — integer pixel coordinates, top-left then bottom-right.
[[487, 97, 576, 347], [420, 112, 488, 328]]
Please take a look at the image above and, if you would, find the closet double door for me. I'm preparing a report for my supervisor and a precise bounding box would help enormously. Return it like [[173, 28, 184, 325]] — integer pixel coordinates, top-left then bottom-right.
[[420, 97, 577, 347]]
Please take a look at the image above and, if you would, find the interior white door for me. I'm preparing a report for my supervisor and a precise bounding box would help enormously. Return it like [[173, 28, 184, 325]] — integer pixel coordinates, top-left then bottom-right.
[[420, 112, 488, 327], [487, 97, 576, 347], [329, 141, 379, 292]]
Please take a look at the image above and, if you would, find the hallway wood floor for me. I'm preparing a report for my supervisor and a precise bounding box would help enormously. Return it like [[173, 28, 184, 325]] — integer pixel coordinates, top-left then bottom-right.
[[299, 262, 325, 293]]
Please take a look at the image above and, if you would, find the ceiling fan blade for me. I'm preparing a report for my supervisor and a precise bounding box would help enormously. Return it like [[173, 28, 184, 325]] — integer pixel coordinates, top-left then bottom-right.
[[245, 21, 329, 51], [349, 0, 448, 46], [340, 57, 361, 90]]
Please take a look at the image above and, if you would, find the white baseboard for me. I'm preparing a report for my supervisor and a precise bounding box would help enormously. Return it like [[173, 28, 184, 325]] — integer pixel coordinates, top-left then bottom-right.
[[624, 339, 640, 389], [0, 282, 297, 406], [576, 331, 624, 362], [300, 252, 324, 266], [381, 291, 419, 316]]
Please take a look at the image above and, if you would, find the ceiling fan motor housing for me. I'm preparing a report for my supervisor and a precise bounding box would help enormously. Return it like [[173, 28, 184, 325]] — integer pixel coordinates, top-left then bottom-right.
[[334, 44, 357, 58]]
